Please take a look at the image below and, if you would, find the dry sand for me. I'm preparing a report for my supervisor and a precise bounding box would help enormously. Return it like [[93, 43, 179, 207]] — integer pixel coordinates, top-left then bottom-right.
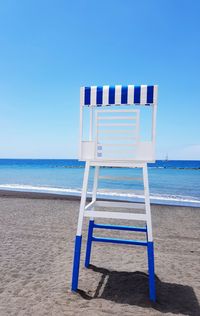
[[0, 191, 199, 316]]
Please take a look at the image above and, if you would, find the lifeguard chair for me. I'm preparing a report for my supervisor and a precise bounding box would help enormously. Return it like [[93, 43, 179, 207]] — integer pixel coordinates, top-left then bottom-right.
[[71, 85, 158, 302]]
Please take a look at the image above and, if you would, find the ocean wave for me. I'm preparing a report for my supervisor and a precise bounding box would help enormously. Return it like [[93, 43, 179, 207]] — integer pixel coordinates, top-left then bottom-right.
[[0, 183, 200, 206], [0, 184, 82, 194], [97, 190, 200, 204]]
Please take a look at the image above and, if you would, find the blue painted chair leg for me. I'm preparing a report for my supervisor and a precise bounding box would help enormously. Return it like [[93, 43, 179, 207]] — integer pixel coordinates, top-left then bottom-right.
[[71, 235, 82, 291], [85, 220, 94, 268], [145, 224, 148, 242], [147, 241, 156, 302]]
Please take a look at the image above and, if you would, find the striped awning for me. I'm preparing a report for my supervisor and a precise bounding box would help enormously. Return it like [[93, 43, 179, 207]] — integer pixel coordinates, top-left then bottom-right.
[[80, 85, 158, 106]]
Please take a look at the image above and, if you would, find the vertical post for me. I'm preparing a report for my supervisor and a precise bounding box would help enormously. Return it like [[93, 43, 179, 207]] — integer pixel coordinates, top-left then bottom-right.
[[71, 162, 90, 291], [71, 234, 82, 291], [77, 161, 90, 236], [92, 166, 99, 202], [79, 87, 85, 159], [85, 166, 100, 267], [147, 241, 156, 302], [143, 164, 156, 302], [152, 102, 157, 148], [145, 224, 148, 242], [95, 109, 98, 159], [89, 106, 93, 141], [143, 164, 153, 242], [79, 104, 83, 159]]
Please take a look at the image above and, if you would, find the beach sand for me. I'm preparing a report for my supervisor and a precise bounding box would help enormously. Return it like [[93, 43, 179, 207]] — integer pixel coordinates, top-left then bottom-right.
[[0, 191, 199, 316]]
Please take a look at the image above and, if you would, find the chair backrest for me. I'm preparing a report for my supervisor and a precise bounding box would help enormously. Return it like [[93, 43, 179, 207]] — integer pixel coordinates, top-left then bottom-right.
[[95, 109, 140, 161], [79, 85, 158, 163]]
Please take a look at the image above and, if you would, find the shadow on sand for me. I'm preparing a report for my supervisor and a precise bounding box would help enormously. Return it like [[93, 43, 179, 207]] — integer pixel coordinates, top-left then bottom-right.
[[77, 265, 200, 316]]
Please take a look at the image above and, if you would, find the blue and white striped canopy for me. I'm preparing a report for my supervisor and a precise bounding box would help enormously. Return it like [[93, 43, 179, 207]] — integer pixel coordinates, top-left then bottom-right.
[[80, 85, 158, 106]]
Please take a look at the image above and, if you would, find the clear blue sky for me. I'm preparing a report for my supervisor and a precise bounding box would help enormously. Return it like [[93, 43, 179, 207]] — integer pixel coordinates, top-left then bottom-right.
[[0, 0, 199, 160]]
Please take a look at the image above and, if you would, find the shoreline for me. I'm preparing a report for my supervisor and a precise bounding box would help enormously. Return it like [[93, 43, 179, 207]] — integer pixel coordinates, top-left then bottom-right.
[[0, 188, 200, 208]]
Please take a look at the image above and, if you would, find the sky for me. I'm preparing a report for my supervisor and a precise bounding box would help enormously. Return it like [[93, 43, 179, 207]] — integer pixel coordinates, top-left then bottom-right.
[[0, 0, 199, 160]]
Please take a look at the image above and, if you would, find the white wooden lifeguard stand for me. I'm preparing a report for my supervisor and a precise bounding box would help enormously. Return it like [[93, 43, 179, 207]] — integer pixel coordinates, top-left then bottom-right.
[[71, 85, 158, 302]]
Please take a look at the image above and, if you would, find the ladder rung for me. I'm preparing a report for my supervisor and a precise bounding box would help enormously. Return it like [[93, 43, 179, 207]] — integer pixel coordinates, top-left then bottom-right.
[[96, 109, 139, 113], [99, 136, 137, 140], [99, 176, 142, 181], [97, 148, 136, 153], [97, 143, 136, 147], [93, 223, 147, 232], [91, 161, 146, 168], [97, 116, 137, 120], [94, 201, 145, 210], [98, 123, 136, 127], [99, 130, 136, 134], [92, 236, 147, 246], [84, 210, 147, 221]]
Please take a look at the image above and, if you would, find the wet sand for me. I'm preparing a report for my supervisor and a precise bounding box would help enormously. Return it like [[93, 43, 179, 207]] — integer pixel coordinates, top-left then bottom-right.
[[0, 191, 199, 315]]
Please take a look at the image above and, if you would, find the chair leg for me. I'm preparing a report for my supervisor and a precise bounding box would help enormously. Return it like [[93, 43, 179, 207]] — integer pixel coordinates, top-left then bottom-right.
[[71, 235, 82, 291], [85, 220, 94, 268], [84, 166, 99, 268], [71, 162, 90, 291], [143, 164, 156, 301], [147, 241, 156, 302]]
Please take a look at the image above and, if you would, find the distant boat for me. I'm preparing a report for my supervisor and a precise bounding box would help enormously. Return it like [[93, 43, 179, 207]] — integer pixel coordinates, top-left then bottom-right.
[[165, 154, 168, 161]]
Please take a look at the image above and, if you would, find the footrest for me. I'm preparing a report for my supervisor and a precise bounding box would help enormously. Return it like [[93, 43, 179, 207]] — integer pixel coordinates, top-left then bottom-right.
[[85, 200, 145, 211], [92, 236, 147, 246], [84, 210, 147, 221]]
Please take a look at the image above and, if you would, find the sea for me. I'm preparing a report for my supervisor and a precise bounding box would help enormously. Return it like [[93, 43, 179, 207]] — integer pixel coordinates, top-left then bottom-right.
[[0, 159, 199, 207]]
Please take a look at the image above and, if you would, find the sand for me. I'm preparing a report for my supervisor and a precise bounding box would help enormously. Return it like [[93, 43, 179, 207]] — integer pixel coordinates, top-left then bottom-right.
[[0, 191, 199, 316]]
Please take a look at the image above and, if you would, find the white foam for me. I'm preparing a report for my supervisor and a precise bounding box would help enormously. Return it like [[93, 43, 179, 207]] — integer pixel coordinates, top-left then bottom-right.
[[0, 184, 82, 194], [0, 183, 200, 206]]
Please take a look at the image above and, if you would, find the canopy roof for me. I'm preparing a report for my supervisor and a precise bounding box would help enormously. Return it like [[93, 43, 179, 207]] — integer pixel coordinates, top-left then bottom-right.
[[80, 85, 158, 107]]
